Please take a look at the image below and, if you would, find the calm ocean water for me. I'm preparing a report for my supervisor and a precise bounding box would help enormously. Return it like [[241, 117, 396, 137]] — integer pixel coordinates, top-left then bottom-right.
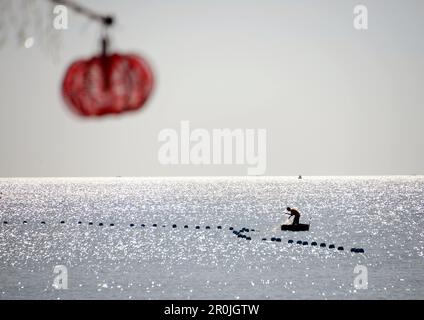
[[0, 176, 423, 299]]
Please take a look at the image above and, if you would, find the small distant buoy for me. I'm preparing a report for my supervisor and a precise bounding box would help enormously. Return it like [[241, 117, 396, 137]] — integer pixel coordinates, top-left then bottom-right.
[[251, 229, 255, 232], [356, 248, 365, 253], [205, 226, 210, 229], [130, 224, 134, 227], [41, 221, 45, 224], [233, 231, 238, 235], [184, 225, 189, 228], [337, 246, 344, 251], [229, 227, 234, 230], [302, 241, 308, 245], [276, 238, 281, 242], [311, 242, 317, 246], [238, 234, 243, 238], [162, 225, 166, 228], [245, 228, 250, 232], [246, 237, 251, 240], [172, 224, 177, 228], [141, 224, 145, 227], [60, 221, 65, 224], [78, 221, 82, 224], [329, 244, 335, 249], [23, 221, 27, 224], [350, 248, 356, 252], [262, 238, 267, 241], [296, 240, 302, 244], [288, 239, 294, 244], [152, 224, 157, 227], [271, 237, 276, 242], [320, 243, 326, 247], [99, 223, 103, 226], [88, 222, 93, 225], [217, 226, 222, 229], [110, 223, 114, 227], [195, 226, 200, 229], [3, 221, 7, 224]]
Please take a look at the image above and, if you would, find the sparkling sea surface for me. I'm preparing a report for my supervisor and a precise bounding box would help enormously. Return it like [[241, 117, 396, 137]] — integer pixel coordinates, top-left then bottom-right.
[[0, 176, 423, 300]]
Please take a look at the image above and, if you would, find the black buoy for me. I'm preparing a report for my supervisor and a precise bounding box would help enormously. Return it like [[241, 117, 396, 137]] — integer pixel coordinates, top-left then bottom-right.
[[162, 225, 166, 228], [152, 224, 157, 227], [329, 244, 335, 249], [311, 242, 317, 246], [233, 231, 238, 235], [2, 221, 7, 224], [98, 223, 103, 226], [337, 246, 344, 251], [130, 224, 134, 227], [245, 228, 250, 232], [262, 238, 267, 241], [229, 227, 234, 230], [172, 224, 177, 228], [184, 225, 189, 228], [217, 226, 222, 229], [141, 224, 145, 227], [350, 248, 357, 252], [302, 241, 308, 245], [41, 221, 45, 224], [88, 222, 93, 225], [276, 238, 281, 242], [288, 239, 294, 244], [60, 221, 65, 224], [238, 234, 243, 238], [77, 221, 82, 224], [251, 229, 255, 232], [23, 220, 27, 224], [195, 226, 200, 229], [246, 237, 251, 240], [356, 248, 365, 253], [271, 237, 276, 242], [320, 243, 326, 247], [110, 223, 114, 226], [296, 240, 302, 245], [205, 226, 210, 229]]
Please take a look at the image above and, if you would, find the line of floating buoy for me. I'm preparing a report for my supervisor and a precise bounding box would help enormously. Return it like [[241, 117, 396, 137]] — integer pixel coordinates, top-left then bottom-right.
[[0, 220, 230, 231], [287, 239, 364, 253], [231, 230, 364, 253], [231, 227, 259, 241], [2, 220, 365, 254], [266, 238, 362, 253]]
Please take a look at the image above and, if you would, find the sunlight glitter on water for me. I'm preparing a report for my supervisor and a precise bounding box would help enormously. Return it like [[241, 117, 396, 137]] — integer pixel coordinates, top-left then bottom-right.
[[0, 176, 423, 299]]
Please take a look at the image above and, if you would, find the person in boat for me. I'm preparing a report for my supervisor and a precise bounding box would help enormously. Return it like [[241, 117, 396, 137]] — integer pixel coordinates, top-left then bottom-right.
[[286, 207, 301, 225]]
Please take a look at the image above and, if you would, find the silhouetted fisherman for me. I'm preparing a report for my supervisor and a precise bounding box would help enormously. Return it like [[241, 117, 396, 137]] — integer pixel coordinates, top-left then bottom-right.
[[286, 207, 301, 225]]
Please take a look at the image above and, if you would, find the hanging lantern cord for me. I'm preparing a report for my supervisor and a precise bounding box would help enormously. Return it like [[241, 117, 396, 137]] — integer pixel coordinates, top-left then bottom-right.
[[101, 34, 109, 57]]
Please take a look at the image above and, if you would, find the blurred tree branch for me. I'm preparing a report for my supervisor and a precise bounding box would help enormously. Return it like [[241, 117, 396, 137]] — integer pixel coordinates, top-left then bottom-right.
[[49, 0, 114, 26]]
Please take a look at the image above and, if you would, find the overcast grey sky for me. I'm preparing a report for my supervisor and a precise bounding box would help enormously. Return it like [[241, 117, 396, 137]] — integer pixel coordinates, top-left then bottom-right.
[[0, 0, 423, 176]]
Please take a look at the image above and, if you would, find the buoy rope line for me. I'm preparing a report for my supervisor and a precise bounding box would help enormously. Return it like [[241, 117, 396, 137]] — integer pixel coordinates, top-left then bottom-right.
[[0, 220, 365, 254]]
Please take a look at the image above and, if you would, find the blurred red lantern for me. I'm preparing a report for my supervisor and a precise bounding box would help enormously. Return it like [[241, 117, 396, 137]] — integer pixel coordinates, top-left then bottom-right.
[[62, 50, 154, 117]]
